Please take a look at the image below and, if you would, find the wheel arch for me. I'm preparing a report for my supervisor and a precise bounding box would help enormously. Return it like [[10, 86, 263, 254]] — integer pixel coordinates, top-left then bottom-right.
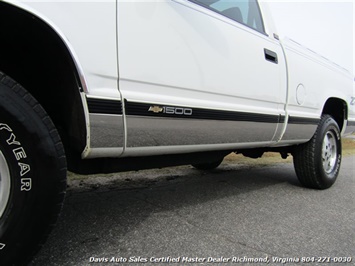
[[322, 97, 348, 133], [0, 2, 88, 168]]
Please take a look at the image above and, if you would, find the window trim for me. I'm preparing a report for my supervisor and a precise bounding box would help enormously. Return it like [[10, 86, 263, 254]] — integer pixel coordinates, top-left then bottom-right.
[[187, 0, 266, 35]]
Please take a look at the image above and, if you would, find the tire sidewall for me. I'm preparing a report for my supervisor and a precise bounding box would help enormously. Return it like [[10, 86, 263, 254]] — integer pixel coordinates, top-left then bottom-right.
[[0, 87, 63, 265]]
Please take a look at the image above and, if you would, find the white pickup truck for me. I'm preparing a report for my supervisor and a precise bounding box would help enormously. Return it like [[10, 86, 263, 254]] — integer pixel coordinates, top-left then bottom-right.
[[0, 0, 354, 265]]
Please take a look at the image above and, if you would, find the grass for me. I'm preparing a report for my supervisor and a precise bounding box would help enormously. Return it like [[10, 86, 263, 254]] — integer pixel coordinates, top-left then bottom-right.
[[342, 137, 355, 155]]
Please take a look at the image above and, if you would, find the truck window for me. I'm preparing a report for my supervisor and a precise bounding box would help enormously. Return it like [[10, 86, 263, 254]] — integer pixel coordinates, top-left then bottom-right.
[[189, 0, 265, 34]]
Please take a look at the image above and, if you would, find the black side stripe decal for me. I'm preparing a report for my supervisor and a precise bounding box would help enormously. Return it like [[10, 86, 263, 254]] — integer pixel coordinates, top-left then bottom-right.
[[126, 101, 280, 123], [288, 116, 320, 125], [87, 98, 320, 125], [87, 98, 122, 115]]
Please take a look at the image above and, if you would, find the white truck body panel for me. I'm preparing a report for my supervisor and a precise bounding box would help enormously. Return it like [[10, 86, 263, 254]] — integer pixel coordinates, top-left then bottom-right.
[[8, 0, 120, 99], [118, 0, 288, 150], [3, 0, 354, 159], [281, 37, 354, 138], [283, 38, 352, 117]]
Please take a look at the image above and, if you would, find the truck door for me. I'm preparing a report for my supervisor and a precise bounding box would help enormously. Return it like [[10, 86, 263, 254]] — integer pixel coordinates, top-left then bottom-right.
[[118, 0, 287, 152]]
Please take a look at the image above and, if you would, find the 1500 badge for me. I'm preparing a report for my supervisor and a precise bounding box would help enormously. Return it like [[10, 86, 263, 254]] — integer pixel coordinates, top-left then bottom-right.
[[148, 106, 192, 116]]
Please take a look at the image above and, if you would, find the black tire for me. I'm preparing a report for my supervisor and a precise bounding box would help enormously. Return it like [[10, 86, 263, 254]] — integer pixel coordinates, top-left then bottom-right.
[[293, 115, 341, 189], [192, 158, 223, 170], [0, 72, 67, 266]]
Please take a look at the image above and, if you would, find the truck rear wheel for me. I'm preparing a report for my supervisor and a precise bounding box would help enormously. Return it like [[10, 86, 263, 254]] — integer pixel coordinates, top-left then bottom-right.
[[0, 72, 67, 265], [293, 115, 341, 189]]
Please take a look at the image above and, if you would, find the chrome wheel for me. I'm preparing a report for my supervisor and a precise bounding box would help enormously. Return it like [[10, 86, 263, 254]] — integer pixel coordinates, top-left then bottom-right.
[[322, 130, 337, 174], [0, 150, 11, 218]]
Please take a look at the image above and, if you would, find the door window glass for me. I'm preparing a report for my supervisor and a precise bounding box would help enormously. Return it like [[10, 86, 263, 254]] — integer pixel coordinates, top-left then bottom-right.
[[189, 0, 265, 34]]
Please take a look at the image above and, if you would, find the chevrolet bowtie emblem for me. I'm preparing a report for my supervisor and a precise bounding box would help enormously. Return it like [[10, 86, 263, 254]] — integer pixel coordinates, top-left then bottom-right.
[[148, 106, 163, 113]]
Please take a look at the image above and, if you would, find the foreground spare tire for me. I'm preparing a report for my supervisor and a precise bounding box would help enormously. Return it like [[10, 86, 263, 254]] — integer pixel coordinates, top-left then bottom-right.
[[0, 72, 67, 265], [293, 115, 342, 190]]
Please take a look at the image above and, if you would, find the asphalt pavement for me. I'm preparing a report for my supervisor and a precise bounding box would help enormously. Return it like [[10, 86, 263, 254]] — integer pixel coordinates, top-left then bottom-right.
[[30, 156, 355, 266]]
